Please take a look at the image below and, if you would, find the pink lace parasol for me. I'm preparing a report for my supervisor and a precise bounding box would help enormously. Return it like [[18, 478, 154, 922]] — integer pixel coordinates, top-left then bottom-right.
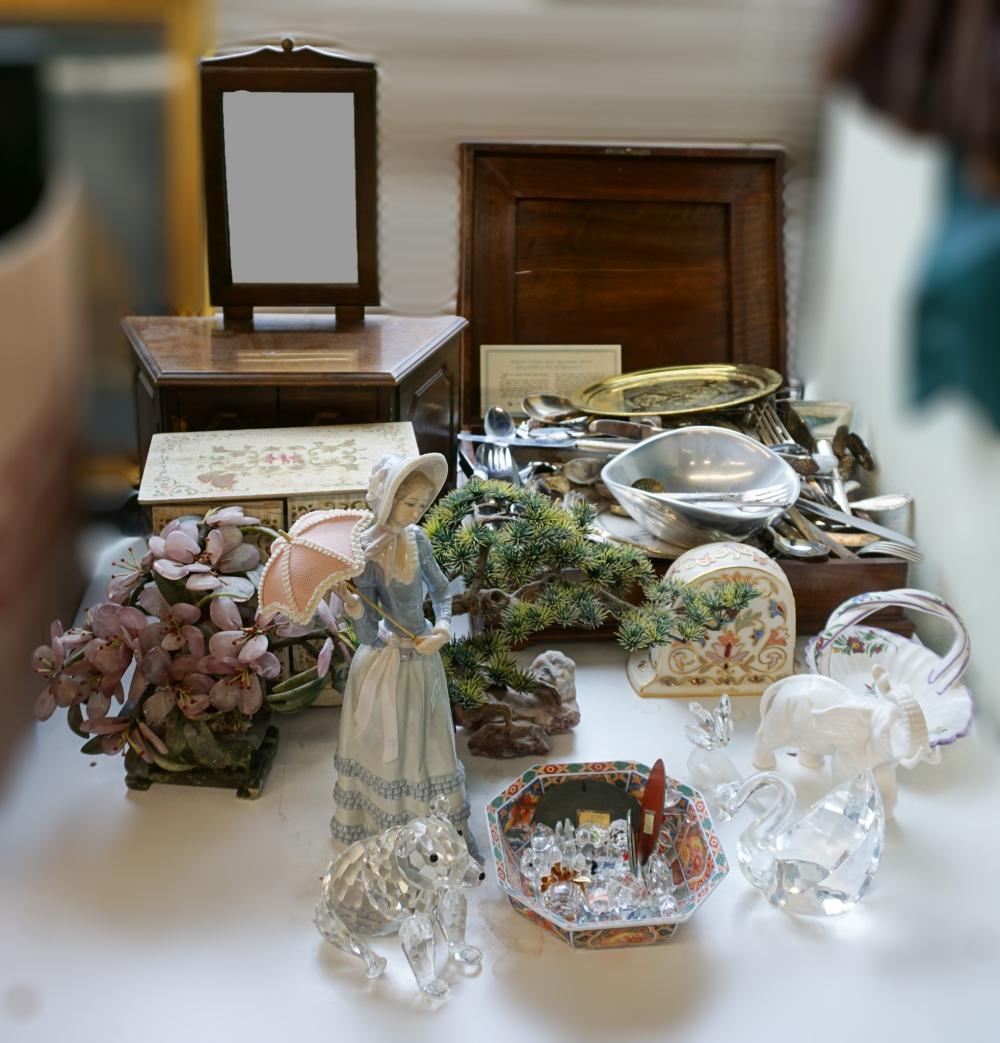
[[259, 509, 372, 625]]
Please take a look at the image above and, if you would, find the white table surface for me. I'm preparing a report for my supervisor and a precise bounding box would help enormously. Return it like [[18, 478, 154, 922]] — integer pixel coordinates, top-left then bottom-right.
[[2, 546, 999, 1043]]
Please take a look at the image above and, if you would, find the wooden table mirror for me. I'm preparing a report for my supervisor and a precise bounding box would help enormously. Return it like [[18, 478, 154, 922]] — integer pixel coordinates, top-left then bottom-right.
[[201, 37, 379, 327]]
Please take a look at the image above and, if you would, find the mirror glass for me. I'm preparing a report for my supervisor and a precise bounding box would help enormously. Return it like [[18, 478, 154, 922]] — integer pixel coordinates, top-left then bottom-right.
[[222, 90, 358, 284]]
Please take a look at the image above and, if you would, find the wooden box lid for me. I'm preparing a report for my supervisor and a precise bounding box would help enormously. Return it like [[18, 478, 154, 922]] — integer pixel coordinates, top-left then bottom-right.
[[459, 143, 786, 424], [124, 313, 466, 387], [138, 422, 418, 506]]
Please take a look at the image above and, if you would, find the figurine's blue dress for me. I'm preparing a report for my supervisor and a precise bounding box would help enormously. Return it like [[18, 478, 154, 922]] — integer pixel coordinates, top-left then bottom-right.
[[331, 527, 469, 844]]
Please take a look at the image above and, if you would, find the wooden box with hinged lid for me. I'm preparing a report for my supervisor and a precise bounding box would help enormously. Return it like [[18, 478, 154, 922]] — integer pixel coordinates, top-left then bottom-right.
[[458, 142, 910, 635], [125, 313, 465, 488]]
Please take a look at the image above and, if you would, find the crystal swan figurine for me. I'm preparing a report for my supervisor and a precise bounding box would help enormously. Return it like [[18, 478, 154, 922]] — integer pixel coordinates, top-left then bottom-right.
[[715, 769, 885, 916]]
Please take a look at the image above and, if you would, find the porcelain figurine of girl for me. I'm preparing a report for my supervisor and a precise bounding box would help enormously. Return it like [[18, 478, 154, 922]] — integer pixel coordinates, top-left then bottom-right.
[[331, 453, 478, 858]]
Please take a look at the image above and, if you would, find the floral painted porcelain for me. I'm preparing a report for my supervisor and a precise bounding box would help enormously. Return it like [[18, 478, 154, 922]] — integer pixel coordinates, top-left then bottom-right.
[[627, 542, 795, 698], [804, 588, 973, 747], [485, 761, 728, 949]]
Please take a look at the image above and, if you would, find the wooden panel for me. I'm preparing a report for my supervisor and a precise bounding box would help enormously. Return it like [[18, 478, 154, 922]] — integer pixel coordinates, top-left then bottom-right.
[[400, 343, 460, 487], [778, 557, 913, 636], [135, 368, 159, 465], [514, 200, 730, 359], [277, 388, 380, 427], [162, 387, 277, 433], [459, 143, 786, 424]]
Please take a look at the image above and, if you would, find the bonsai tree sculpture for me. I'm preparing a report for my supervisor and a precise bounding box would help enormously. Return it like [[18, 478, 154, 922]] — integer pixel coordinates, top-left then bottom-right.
[[423, 480, 758, 756]]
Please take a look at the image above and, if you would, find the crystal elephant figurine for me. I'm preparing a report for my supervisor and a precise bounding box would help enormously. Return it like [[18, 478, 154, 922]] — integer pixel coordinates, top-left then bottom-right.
[[752, 667, 939, 816], [314, 796, 486, 997]]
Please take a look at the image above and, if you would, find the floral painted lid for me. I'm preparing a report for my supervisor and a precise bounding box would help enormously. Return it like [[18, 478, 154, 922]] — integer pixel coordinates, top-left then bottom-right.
[[138, 422, 418, 504]]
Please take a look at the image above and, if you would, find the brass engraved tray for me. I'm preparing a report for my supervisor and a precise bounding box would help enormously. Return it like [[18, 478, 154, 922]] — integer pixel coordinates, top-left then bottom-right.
[[574, 364, 783, 419]]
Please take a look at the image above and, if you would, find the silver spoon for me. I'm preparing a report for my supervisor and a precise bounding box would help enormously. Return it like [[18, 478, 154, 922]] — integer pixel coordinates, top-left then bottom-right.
[[767, 523, 829, 559], [563, 457, 603, 485], [848, 493, 913, 513], [521, 393, 588, 425], [484, 405, 516, 441], [483, 406, 520, 486]]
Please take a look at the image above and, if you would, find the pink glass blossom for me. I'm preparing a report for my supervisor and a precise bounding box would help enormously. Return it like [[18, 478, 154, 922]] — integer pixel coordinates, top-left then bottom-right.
[[137, 587, 204, 655], [205, 526, 260, 574], [148, 518, 200, 557], [200, 634, 281, 715], [33, 627, 68, 721], [143, 661, 214, 725], [33, 618, 126, 720], [79, 603, 148, 701], [153, 557, 218, 588], [79, 713, 130, 756], [316, 637, 334, 678], [107, 545, 154, 605], [151, 521, 261, 586], [316, 595, 344, 636], [204, 506, 261, 528], [210, 597, 243, 631]]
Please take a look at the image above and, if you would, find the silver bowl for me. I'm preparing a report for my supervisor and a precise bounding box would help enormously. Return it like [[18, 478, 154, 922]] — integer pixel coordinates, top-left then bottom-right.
[[600, 426, 799, 549]]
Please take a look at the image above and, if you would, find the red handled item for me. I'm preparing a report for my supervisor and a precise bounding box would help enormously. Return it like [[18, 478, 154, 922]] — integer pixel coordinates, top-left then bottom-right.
[[637, 758, 667, 864]]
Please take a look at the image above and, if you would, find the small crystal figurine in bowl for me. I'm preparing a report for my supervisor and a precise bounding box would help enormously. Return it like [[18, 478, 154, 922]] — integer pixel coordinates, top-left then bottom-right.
[[485, 761, 729, 949]]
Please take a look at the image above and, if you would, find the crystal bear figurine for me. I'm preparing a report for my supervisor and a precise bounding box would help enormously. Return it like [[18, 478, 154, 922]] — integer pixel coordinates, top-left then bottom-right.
[[314, 796, 486, 996]]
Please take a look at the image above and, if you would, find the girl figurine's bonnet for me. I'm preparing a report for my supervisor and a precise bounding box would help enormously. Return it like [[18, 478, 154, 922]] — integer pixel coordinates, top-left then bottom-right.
[[331, 452, 477, 857]]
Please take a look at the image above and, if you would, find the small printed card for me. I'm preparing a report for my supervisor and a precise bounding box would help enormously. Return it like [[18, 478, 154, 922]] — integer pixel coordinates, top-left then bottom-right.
[[480, 344, 621, 416]]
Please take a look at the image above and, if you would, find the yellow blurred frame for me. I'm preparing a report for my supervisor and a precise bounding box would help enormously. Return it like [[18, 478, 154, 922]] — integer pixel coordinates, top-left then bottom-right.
[[0, 0, 209, 314]]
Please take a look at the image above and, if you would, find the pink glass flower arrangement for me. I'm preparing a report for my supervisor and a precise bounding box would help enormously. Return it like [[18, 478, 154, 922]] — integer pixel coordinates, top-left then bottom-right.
[[32, 506, 355, 797]]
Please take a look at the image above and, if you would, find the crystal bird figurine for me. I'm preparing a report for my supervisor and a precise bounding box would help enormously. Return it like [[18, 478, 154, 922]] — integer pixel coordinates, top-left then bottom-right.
[[716, 769, 885, 916]]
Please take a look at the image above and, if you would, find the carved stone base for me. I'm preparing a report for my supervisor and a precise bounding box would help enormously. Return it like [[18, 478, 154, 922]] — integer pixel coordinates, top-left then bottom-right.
[[123, 723, 280, 800], [467, 720, 550, 758], [454, 649, 579, 758]]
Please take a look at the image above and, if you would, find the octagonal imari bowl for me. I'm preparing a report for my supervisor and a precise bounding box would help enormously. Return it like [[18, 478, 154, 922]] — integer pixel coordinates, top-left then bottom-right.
[[485, 760, 728, 950]]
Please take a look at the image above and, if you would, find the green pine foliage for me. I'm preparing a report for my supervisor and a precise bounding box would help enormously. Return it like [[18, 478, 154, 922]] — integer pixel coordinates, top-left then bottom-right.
[[424, 479, 758, 709]]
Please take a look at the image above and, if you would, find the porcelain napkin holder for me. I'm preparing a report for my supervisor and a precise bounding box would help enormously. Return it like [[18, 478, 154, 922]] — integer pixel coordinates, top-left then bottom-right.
[[626, 542, 796, 698]]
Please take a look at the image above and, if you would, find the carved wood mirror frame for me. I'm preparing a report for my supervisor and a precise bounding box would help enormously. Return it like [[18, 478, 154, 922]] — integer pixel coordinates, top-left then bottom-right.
[[200, 39, 379, 324]]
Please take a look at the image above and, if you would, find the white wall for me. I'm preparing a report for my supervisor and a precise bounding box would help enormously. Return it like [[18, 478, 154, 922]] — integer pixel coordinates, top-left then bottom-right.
[[804, 96, 999, 718], [219, 0, 830, 322]]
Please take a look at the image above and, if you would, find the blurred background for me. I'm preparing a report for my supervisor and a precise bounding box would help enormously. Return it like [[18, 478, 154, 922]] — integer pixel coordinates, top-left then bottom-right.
[[1, 0, 996, 773]]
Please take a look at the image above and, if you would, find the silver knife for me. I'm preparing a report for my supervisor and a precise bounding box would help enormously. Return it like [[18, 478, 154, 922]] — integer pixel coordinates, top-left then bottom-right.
[[796, 500, 916, 548], [457, 432, 627, 454]]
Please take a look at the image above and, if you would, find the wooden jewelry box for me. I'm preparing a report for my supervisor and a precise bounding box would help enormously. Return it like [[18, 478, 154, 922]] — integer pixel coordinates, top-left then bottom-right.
[[125, 313, 464, 486], [458, 142, 910, 635]]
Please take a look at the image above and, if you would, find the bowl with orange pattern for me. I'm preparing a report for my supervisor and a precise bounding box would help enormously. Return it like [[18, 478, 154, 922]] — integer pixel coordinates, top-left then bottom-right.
[[485, 760, 728, 949]]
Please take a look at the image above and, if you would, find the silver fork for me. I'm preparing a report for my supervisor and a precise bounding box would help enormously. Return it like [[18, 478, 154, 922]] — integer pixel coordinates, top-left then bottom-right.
[[655, 485, 792, 507], [856, 540, 924, 564], [485, 442, 521, 486]]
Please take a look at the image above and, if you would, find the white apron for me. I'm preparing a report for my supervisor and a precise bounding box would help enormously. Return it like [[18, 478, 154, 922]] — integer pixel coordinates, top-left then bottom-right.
[[331, 623, 469, 845]]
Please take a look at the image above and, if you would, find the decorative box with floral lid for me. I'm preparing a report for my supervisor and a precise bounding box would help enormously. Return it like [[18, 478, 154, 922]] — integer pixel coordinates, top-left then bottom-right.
[[138, 422, 418, 532], [626, 541, 796, 698]]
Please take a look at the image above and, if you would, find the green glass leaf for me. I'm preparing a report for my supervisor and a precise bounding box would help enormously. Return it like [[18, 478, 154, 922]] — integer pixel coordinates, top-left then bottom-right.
[[67, 704, 89, 739]]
